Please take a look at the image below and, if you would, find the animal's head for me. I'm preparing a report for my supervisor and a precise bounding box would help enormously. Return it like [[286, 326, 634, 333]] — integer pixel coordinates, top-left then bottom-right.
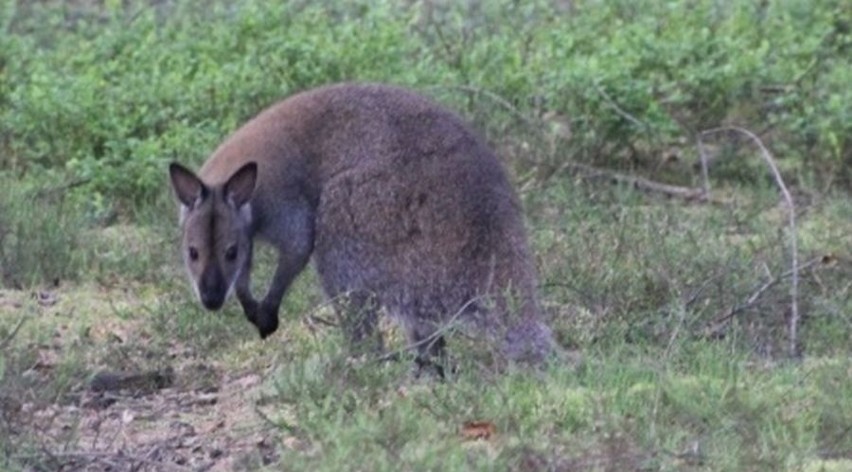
[[168, 162, 257, 311]]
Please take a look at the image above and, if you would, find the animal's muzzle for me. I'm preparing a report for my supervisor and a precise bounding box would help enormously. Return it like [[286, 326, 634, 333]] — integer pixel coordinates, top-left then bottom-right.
[[199, 266, 227, 310]]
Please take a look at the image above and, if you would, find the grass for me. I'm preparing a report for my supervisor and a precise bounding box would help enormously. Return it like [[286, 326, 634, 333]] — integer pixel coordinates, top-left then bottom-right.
[[1, 0, 851, 470], [2, 276, 850, 470], [1, 184, 850, 470]]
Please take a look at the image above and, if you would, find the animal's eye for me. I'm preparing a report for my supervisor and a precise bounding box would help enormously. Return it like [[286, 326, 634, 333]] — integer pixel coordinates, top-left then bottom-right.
[[225, 245, 238, 262], [188, 247, 199, 261]]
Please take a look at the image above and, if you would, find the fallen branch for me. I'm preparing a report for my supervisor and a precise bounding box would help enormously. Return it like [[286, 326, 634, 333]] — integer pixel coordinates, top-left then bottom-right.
[[699, 126, 800, 357], [559, 161, 714, 202], [434, 85, 726, 203]]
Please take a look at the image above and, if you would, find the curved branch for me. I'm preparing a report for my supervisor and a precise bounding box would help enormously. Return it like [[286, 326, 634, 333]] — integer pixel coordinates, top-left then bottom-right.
[[700, 126, 800, 357]]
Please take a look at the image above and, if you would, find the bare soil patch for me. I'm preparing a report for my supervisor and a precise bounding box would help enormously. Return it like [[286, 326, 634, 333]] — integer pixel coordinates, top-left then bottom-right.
[[1, 286, 288, 471]]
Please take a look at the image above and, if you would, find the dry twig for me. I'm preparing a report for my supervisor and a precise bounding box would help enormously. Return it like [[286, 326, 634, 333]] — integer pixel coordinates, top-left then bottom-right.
[[0, 315, 26, 351], [373, 295, 482, 365], [560, 161, 713, 202], [703, 256, 823, 339], [437, 85, 727, 203], [595, 85, 647, 130], [698, 126, 800, 357]]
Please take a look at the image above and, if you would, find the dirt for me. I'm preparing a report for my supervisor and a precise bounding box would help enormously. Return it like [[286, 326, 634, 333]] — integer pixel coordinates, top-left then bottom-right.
[[17, 367, 282, 471], [0, 286, 294, 471]]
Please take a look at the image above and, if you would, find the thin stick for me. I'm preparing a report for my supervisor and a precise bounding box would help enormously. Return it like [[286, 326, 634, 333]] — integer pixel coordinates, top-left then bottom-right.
[[0, 315, 26, 350], [695, 133, 712, 195], [561, 161, 711, 202], [373, 295, 483, 364], [595, 85, 647, 130], [700, 126, 800, 357], [704, 258, 821, 342], [32, 178, 91, 201]]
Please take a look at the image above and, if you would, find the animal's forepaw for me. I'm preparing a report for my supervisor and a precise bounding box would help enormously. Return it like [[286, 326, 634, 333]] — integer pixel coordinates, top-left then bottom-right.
[[255, 302, 280, 339], [257, 317, 279, 339]]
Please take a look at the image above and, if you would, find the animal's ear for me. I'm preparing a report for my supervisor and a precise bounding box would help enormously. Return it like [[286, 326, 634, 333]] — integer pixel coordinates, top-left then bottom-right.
[[169, 163, 207, 208], [224, 162, 257, 208]]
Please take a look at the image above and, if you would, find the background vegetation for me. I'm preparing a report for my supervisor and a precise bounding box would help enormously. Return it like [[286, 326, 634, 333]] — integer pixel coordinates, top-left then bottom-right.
[[0, 0, 850, 470]]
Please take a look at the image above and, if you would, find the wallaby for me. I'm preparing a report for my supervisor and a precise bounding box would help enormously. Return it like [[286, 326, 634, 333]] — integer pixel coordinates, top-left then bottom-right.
[[169, 83, 553, 372]]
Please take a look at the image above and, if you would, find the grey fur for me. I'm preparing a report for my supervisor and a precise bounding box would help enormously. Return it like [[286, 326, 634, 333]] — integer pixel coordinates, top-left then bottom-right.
[[169, 83, 554, 368]]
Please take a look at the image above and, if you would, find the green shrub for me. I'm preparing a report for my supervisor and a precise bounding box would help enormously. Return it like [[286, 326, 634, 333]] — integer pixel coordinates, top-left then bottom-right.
[[1, 0, 850, 207], [1, 0, 426, 204]]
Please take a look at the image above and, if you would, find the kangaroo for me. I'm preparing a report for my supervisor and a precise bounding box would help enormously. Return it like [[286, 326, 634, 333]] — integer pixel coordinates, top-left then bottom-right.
[[169, 83, 553, 372]]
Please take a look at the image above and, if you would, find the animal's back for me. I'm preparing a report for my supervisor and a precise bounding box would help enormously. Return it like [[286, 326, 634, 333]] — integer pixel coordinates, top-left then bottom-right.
[[202, 83, 552, 362]]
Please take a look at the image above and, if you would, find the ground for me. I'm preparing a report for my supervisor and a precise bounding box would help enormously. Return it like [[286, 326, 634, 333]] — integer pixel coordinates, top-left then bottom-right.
[[1, 282, 300, 471]]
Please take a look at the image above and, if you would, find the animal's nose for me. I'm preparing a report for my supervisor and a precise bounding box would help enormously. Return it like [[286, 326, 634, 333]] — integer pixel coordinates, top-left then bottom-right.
[[198, 266, 226, 310], [200, 291, 225, 310]]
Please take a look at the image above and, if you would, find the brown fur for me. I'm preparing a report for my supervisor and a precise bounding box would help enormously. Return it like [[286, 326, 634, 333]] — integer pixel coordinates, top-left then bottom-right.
[[169, 83, 553, 369]]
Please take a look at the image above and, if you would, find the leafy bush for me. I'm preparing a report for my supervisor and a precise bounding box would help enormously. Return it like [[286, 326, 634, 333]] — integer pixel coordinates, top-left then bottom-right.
[[0, 0, 849, 207], [1, 0, 426, 203]]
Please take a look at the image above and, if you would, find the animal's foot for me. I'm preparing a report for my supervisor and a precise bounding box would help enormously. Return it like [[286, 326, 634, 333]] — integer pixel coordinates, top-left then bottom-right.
[[414, 356, 446, 380], [241, 298, 280, 339], [255, 301, 280, 339]]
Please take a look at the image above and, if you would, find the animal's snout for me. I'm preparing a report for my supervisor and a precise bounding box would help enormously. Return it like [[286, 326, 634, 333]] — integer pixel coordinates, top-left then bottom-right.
[[198, 266, 227, 310], [200, 291, 226, 310]]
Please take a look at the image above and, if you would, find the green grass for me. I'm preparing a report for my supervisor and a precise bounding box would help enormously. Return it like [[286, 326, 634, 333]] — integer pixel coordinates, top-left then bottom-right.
[[2, 273, 849, 471], [1, 185, 849, 470], [1, 0, 851, 470]]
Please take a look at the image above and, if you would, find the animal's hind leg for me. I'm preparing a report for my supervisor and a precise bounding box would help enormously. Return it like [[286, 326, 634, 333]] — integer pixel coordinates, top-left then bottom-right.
[[336, 290, 383, 355], [405, 320, 447, 379]]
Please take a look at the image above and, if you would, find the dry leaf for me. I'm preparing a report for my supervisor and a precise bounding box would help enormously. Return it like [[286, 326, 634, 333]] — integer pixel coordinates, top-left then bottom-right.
[[461, 420, 496, 441], [820, 254, 837, 265]]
